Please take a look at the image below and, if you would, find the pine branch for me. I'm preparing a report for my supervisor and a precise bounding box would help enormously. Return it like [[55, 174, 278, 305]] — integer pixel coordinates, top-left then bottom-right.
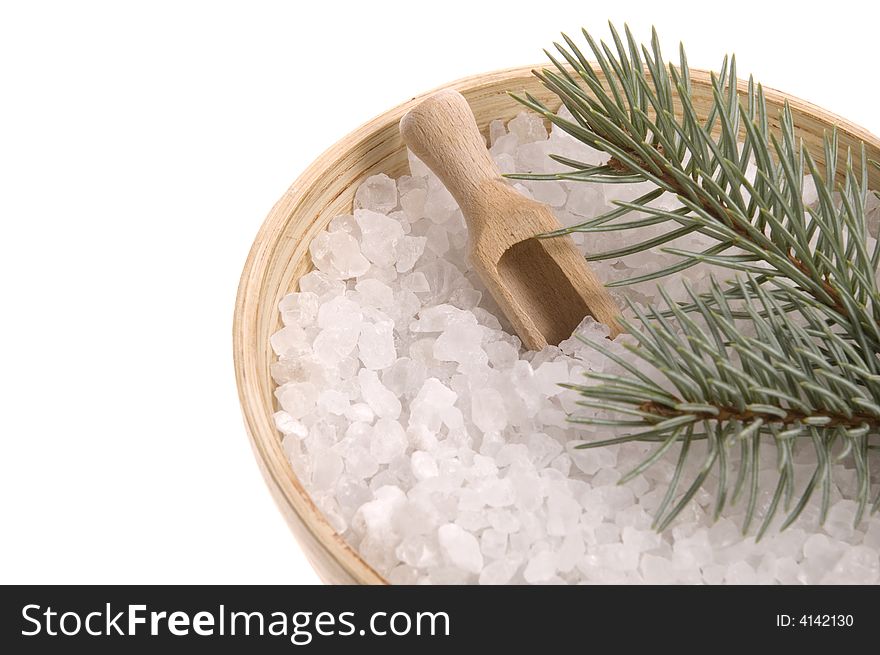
[[509, 25, 880, 351], [510, 24, 880, 534], [569, 277, 880, 535]]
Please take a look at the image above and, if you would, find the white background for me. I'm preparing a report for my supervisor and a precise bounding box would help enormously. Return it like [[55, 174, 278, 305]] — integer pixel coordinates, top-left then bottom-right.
[[1, 1, 878, 584]]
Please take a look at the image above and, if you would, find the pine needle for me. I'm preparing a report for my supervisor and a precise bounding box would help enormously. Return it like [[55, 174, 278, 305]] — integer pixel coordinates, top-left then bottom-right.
[[512, 24, 880, 534]]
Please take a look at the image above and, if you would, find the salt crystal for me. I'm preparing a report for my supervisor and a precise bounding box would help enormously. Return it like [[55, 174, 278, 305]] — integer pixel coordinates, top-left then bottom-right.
[[399, 176, 427, 218], [489, 133, 518, 156], [277, 382, 318, 419], [358, 320, 396, 370], [470, 387, 507, 434], [471, 307, 503, 330], [508, 111, 547, 144], [387, 565, 420, 585], [415, 260, 465, 305], [270, 325, 308, 357], [305, 423, 337, 453], [802, 534, 847, 583], [600, 543, 641, 572], [550, 454, 572, 476], [701, 564, 727, 585], [480, 528, 508, 559], [411, 304, 477, 332], [640, 554, 675, 584], [381, 357, 426, 399], [336, 477, 372, 513], [823, 499, 858, 541], [803, 533, 845, 562], [434, 323, 487, 366], [424, 223, 450, 256], [511, 182, 533, 199], [396, 535, 439, 568], [357, 369, 401, 420], [317, 295, 363, 328], [407, 149, 431, 178], [821, 545, 879, 584], [495, 444, 530, 468], [528, 180, 567, 207], [557, 535, 585, 572], [527, 432, 563, 468], [483, 478, 516, 508], [409, 378, 457, 432], [756, 554, 777, 584], [400, 271, 430, 293], [345, 445, 379, 480], [355, 278, 394, 308], [523, 550, 557, 583], [593, 523, 621, 544], [441, 406, 464, 431], [394, 236, 427, 273], [488, 119, 507, 145], [370, 418, 408, 464], [566, 183, 607, 218], [493, 153, 515, 175], [309, 230, 370, 279], [479, 430, 505, 457], [769, 556, 799, 584], [468, 454, 499, 479], [345, 402, 374, 424], [408, 425, 438, 453], [328, 213, 359, 235], [708, 517, 741, 549], [354, 173, 398, 214], [313, 324, 359, 366], [279, 292, 319, 328], [312, 450, 344, 490], [408, 337, 439, 368], [317, 389, 349, 416], [357, 485, 405, 536], [516, 141, 552, 175], [437, 523, 483, 574], [487, 509, 521, 534], [448, 287, 482, 310], [801, 175, 819, 207], [724, 561, 758, 585], [297, 270, 346, 298], [479, 558, 520, 585], [425, 177, 458, 220], [863, 521, 880, 549], [672, 532, 713, 568], [569, 443, 616, 475], [485, 340, 519, 369], [411, 450, 439, 480], [511, 360, 543, 412], [361, 266, 398, 286], [546, 493, 581, 536], [534, 360, 569, 397], [356, 209, 405, 268], [273, 411, 308, 438]]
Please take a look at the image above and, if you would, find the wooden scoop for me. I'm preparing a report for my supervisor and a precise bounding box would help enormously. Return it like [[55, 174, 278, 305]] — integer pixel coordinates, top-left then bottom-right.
[[400, 89, 621, 350]]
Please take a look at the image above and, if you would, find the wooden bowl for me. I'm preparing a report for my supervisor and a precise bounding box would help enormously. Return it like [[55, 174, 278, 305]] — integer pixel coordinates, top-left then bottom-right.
[[233, 65, 880, 584]]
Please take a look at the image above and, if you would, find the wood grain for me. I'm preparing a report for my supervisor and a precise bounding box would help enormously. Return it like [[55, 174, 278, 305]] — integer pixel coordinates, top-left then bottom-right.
[[400, 89, 621, 348], [233, 64, 880, 585]]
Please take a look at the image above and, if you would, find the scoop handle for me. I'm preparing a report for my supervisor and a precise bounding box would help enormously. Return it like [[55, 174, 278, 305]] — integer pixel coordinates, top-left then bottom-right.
[[399, 89, 500, 217]]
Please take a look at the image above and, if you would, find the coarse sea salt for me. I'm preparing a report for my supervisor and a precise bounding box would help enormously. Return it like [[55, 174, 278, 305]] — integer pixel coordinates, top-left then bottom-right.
[[271, 107, 880, 584]]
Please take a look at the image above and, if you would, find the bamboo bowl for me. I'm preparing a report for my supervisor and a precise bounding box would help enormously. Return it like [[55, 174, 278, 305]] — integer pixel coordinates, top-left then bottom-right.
[[233, 65, 880, 585]]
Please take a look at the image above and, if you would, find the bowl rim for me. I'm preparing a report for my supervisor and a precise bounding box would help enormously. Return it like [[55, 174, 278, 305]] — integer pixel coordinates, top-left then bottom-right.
[[233, 64, 880, 585]]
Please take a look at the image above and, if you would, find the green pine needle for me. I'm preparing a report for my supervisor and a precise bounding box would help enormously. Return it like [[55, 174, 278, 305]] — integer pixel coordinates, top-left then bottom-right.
[[512, 24, 880, 535]]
